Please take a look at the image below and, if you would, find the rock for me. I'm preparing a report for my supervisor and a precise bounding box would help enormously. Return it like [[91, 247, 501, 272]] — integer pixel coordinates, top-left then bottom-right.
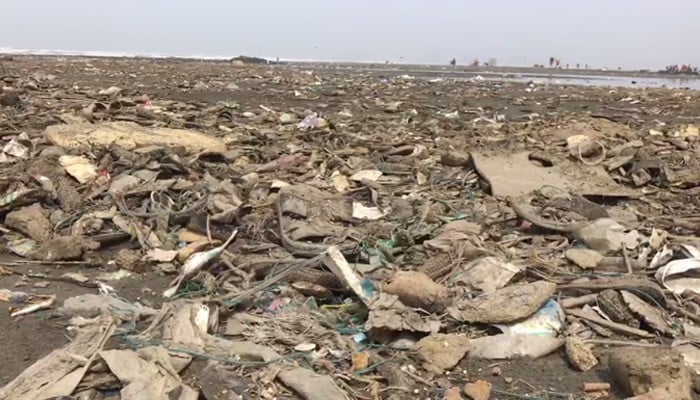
[[444, 387, 464, 400], [565, 337, 598, 371], [414, 334, 470, 374], [98, 86, 122, 96], [624, 388, 673, 400], [448, 280, 556, 323], [278, 367, 347, 400], [609, 347, 692, 400], [28, 236, 100, 261], [463, 380, 492, 400], [383, 271, 451, 313], [574, 218, 631, 254], [565, 248, 603, 269], [56, 176, 83, 212], [5, 203, 52, 242], [0, 90, 21, 106], [278, 112, 297, 124], [440, 150, 471, 167], [115, 249, 144, 272], [598, 289, 640, 328]]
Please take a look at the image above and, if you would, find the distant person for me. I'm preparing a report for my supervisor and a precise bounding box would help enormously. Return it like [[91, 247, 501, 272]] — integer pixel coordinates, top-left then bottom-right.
[[549, 57, 554, 67], [576, 63, 580, 69], [450, 58, 456, 66]]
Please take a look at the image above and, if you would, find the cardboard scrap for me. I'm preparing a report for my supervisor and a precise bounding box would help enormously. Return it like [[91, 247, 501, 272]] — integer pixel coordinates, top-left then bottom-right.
[[471, 151, 637, 198], [45, 121, 227, 154], [0, 317, 115, 400]]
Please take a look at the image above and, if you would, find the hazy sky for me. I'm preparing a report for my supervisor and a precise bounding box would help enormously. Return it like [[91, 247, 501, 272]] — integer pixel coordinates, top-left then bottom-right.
[[1, 0, 698, 69]]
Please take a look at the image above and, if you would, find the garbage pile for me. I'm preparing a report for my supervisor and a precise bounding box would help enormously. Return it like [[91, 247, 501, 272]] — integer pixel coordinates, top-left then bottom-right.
[[0, 56, 700, 400]]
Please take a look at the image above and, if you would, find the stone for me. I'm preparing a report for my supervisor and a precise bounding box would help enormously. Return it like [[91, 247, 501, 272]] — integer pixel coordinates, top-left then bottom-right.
[[463, 380, 491, 400], [444, 387, 464, 400], [278, 367, 347, 400], [414, 334, 470, 374], [5, 203, 52, 242], [609, 347, 692, 400], [440, 150, 471, 167], [565, 248, 603, 269], [0, 90, 21, 106], [383, 271, 451, 313], [28, 236, 100, 261], [114, 249, 144, 272]]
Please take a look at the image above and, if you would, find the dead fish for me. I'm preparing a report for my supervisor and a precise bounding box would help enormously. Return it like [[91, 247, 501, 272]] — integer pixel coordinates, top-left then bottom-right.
[[10, 295, 56, 317], [163, 229, 238, 298]]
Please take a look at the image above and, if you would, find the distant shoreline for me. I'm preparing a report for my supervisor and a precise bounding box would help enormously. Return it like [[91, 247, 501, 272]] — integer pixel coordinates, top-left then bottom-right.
[[1, 50, 698, 81]]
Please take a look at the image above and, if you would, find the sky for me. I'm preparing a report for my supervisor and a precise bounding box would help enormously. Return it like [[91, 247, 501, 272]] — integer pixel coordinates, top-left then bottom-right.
[[1, 0, 698, 69]]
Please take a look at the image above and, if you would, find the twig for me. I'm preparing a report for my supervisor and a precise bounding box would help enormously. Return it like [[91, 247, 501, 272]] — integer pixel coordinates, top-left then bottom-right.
[[559, 293, 598, 309], [567, 308, 654, 338], [206, 215, 213, 245], [667, 302, 700, 325], [213, 253, 327, 304], [583, 339, 659, 347], [0, 260, 97, 266], [401, 369, 432, 386]]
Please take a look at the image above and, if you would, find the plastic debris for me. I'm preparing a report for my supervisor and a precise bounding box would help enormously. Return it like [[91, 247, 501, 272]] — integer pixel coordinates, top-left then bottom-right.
[[1, 56, 700, 399]]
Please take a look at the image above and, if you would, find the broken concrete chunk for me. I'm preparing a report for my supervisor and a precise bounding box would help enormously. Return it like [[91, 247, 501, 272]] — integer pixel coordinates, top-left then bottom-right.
[[5, 203, 52, 242], [566, 248, 604, 269], [383, 271, 451, 313], [28, 236, 100, 261], [278, 367, 348, 400], [574, 218, 633, 254], [565, 337, 598, 371], [45, 121, 227, 154], [448, 280, 556, 323], [414, 333, 470, 374], [609, 347, 693, 400]]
